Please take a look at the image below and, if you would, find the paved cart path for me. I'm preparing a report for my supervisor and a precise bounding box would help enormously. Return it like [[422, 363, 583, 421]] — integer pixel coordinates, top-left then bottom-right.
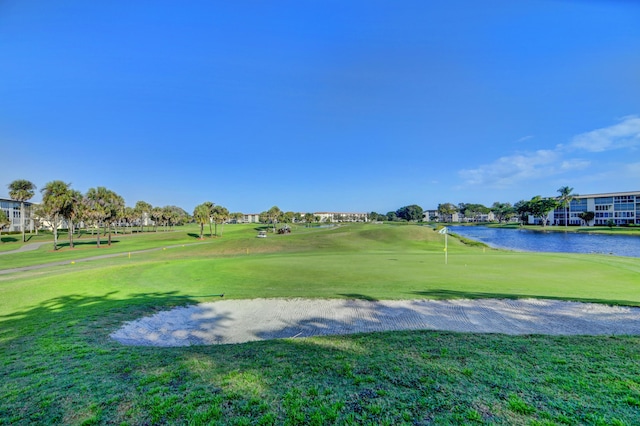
[[0, 241, 49, 255], [110, 298, 640, 346], [0, 241, 210, 275]]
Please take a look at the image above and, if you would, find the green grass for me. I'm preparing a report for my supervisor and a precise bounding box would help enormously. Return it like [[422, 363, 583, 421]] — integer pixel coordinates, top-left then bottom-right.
[[1, 223, 640, 424]]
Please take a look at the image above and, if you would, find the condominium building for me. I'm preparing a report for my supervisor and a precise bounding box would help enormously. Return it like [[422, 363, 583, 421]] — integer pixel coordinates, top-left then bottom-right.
[[423, 210, 461, 223], [313, 212, 369, 223], [0, 197, 35, 232], [551, 191, 639, 226], [241, 213, 261, 224]]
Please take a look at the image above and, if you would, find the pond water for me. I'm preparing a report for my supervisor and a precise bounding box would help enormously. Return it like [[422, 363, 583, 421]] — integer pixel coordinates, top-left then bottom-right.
[[448, 226, 640, 258]]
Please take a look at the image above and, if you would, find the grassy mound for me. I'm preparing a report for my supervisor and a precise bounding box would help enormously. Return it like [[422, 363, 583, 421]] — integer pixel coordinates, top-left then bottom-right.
[[1, 223, 639, 424]]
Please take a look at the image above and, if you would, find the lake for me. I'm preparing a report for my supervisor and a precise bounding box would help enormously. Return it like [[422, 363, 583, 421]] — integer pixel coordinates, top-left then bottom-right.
[[448, 226, 640, 258]]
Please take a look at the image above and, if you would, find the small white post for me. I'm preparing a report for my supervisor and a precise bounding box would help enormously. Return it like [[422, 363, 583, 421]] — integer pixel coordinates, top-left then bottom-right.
[[438, 226, 448, 265]]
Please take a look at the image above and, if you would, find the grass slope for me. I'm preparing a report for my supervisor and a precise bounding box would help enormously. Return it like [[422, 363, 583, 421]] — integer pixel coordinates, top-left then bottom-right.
[[1, 223, 640, 425]]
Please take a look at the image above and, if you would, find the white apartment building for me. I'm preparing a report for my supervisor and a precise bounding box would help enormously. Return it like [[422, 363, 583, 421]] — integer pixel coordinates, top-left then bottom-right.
[[313, 212, 368, 223], [550, 191, 639, 226], [240, 213, 261, 224], [0, 197, 35, 232]]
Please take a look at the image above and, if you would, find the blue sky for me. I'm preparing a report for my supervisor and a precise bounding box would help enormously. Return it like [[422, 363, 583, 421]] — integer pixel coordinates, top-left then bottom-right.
[[2, 1, 639, 214]]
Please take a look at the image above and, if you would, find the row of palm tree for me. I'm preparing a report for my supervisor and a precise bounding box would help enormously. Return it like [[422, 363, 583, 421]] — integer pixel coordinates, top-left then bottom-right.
[[257, 207, 328, 231], [7, 179, 36, 243], [5, 179, 189, 250], [192, 201, 230, 239], [512, 186, 578, 227]]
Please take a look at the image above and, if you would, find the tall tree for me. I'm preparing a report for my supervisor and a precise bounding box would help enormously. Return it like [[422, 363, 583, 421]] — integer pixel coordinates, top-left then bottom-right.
[[193, 203, 210, 239], [491, 202, 515, 223], [396, 204, 424, 222], [162, 206, 172, 232], [41, 180, 72, 251], [556, 186, 577, 227], [267, 206, 282, 232], [514, 200, 530, 225], [304, 213, 315, 226], [7, 179, 36, 242], [123, 206, 135, 234], [62, 189, 84, 248], [162, 205, 187, 230], [106, 192, 125, 245], [212, 205, 230, 236], [460, 203, 489, 222], [282, 211, 295, 224], [577, 211, 595, 226], [230, 212, 244, 224], [386, 211, 398, 222], [203, 201, 215, 237], [150, 207, 163, 232], [437, 203, 458, 223], [134, 201, 152, 232], [84, 187, 122, 247], [84, 187, 107, 247], [0, 211, 10, 238], [528, 196, 558, 227]]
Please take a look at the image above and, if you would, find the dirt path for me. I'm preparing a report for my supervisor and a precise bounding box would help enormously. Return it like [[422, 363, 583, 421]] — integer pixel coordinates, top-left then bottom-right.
[[0, 241, 210, 275], [110, 298, 640, 346], [0, 241, 49, 255]]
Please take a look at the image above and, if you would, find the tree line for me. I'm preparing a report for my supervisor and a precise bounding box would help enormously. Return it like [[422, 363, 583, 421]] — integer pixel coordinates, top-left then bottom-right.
[[4, 179, 190, 250], [369, 187, 586, 226], [4, 179, 587, 250]]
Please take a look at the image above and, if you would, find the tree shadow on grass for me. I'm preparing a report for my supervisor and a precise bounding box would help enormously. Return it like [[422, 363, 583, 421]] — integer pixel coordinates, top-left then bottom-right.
[[0, 289, 229, 424], [188, 233, 216, 239], [338, 293, 379, 302], [410, 289, 640, 307], [0, 290, 204, 348], [56, 239, 119, 249], [3, 291, 640, 425]]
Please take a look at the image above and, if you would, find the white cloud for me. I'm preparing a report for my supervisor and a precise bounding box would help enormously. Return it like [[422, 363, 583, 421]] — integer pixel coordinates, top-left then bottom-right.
[[459, 149, 561, 187], [515, 135, 534, 143], [559, 159, 590, 171], [458, 115, 637, 190], [571, 115, 640, 152]]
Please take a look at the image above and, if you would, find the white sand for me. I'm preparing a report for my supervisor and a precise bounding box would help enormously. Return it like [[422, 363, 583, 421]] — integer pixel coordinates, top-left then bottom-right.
[[110, 298, 640, 347]]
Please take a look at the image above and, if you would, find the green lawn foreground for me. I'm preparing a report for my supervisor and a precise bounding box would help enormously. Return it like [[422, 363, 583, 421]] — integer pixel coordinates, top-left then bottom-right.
[[1, 223, 639, 425]]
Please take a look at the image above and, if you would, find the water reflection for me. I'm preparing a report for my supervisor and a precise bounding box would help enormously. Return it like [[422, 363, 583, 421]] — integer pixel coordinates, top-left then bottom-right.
[[448, 226, 640, 258]]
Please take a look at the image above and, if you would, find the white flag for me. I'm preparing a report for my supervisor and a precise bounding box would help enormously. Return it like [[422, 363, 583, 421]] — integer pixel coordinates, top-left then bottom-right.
[[438, 227, 448, 234]]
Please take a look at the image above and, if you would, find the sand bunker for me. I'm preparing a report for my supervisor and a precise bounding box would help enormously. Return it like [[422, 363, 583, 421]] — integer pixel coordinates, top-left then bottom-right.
[[110, 298, 640, 346]]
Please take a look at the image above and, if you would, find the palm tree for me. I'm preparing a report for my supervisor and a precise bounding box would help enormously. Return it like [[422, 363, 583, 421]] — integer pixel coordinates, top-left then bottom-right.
[[106, 192, 125, 245], [134, 201, 152, 232], [62, 189, 83, 249], [304, 213, 314, 227], [7, 179, 36, 242], [161, 206, 174, 231], [557, 186, 577, 227], [123, 206, 135, 233], [0, 212, 11, 238], [84, 187, 106, 247], [437, 203, 458, 223], [41, 181, 72, 251], [212, 205, 230, 236], [202, 201, 215, 237], [150, 207, 163, 232], [193, 203, 210, 239], [267, 206, 282, 233], [84, 187, 122, 247]]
